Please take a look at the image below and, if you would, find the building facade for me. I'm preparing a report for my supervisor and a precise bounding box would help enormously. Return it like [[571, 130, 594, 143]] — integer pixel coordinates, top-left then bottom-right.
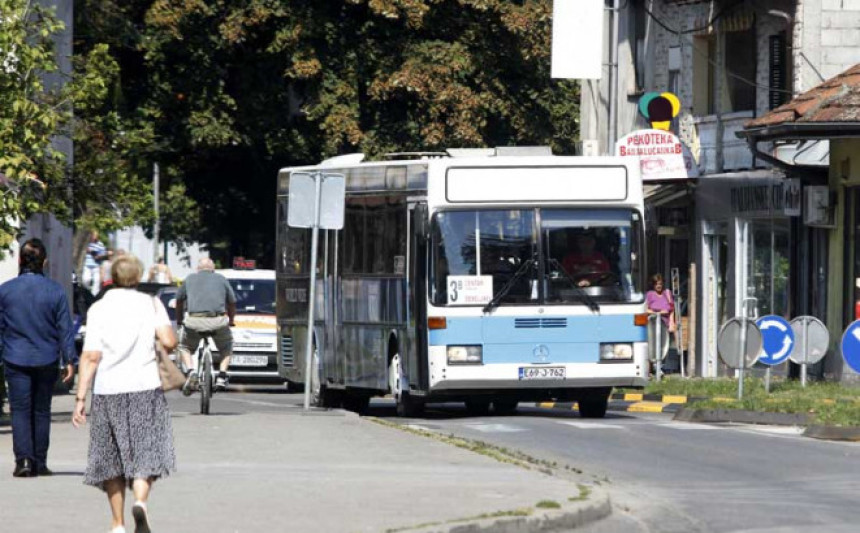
[[580, 0, 860, 379]]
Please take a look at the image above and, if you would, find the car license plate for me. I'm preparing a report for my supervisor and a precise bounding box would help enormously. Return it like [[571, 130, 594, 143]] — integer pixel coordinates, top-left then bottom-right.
[[518, 366, 566, 380], [231, 355, 269, 367]]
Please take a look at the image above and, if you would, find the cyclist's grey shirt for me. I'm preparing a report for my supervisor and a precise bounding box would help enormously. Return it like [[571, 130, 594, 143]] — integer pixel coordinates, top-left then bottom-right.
[[176, 271, 236, 313]]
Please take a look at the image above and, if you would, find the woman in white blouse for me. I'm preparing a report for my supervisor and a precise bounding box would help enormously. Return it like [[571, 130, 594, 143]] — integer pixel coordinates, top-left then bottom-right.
[[73, 255, 177, 533]]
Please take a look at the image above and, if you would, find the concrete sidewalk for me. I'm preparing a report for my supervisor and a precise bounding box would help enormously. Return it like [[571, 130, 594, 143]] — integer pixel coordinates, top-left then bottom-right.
[[1, 392, 608, 533]]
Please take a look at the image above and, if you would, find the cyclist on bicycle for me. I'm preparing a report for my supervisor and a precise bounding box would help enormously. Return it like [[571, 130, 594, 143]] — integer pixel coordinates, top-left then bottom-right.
[[176, 258, 236, 394]]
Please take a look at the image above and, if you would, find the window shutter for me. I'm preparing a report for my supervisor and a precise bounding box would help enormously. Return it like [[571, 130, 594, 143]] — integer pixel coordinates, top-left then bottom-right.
[[769, 33, 788, 110]]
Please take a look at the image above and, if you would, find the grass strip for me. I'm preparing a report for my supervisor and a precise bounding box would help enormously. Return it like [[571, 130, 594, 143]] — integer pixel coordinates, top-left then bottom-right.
[[619, 377, 860, 427], [384, 508, 533, 533], [369, 417, 572, 474]]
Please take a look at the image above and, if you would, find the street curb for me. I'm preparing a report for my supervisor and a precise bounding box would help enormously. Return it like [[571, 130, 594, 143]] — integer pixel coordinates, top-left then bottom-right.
[[674, 407, 810, 426], [610, 392, 695, 404], [803, 425, 860, 441], [407, 490, 612, 533], [536, 400, 683, 414]]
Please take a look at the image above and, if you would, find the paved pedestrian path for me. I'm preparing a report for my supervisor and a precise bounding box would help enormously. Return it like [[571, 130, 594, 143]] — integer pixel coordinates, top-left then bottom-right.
[[1, 392, 605, 532]]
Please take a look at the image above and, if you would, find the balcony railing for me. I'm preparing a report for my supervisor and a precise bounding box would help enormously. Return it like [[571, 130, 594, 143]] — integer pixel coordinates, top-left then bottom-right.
[[689, 111, 760, 174]]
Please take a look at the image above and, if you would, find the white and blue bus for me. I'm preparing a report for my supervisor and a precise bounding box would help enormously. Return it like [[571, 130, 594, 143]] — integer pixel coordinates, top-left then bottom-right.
[[276, 148, 648, 416]]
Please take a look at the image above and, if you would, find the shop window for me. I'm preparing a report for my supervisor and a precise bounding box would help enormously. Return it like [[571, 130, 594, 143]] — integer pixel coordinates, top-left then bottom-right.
[[746, 219, 790, 317]]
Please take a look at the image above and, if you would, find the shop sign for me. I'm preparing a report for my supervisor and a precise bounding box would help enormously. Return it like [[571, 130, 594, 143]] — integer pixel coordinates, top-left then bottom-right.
[[730, 178, 801, 217], [615, 129, 688, 181]]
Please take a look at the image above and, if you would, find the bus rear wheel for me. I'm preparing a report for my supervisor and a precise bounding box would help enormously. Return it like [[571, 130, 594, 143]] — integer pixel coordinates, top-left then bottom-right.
[[342, 394, 370, 414], [311, 344, 340, 408], [389, 354, 423, 417]]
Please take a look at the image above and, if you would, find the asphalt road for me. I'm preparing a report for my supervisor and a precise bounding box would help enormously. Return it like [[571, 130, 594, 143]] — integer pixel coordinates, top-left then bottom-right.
[[167, 387, 860, 533]]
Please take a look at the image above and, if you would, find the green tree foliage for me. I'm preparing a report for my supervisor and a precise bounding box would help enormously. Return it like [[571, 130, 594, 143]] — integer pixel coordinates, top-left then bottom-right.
[[75, 0, 579, 263], [1, 1, 161, 258], [0, 0, 65, 245]]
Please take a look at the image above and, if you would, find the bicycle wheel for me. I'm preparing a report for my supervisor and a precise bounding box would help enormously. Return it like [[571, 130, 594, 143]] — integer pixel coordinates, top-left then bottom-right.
[[200, 349, 213, 415]]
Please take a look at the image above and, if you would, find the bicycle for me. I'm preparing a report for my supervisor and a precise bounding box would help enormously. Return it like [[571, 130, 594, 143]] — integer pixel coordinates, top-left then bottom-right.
[[182, 331, 218, 415]]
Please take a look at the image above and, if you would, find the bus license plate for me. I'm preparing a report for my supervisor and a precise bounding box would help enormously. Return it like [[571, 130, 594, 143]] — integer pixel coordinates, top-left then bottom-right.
[[518, 366, 566, 380], [231, 355, 269, 367]]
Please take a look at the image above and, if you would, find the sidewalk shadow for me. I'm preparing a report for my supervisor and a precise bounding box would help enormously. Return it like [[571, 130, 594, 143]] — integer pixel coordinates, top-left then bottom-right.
[[367, 401, 638, 422], [47, 471, 85, 477]]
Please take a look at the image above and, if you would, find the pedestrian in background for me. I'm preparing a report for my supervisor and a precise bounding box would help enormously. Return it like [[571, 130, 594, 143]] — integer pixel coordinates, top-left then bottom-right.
[[73, 254, 177, 533], [83, 231, 109, 296], [0, 238, 77, 477], [147, 255, 173, 284]]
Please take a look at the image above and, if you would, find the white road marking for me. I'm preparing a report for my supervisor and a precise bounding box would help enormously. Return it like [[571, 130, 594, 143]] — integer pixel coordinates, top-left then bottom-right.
[[556, 421, 626, 429], [463, 423, 529, 433], [656, 422, 721, 430], [733, 425, 806, 437], [217, 397, 296, 408]]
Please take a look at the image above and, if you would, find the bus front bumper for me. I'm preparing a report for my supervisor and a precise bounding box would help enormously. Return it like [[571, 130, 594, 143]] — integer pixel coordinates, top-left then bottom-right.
[[427, 344, 649, 392]]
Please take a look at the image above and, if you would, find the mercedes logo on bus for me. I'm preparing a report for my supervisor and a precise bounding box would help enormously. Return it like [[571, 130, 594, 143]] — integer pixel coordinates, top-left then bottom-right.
[[533, 344, 550, 363]]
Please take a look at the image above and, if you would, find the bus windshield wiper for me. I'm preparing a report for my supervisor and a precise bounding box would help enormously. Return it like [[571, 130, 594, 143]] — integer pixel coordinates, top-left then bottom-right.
[[482, 258, 536, 313], [547, 258, 600, 314]]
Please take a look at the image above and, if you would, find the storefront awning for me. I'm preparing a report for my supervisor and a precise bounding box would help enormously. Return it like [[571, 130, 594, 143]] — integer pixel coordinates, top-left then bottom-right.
[[644, 182, 692, 207]]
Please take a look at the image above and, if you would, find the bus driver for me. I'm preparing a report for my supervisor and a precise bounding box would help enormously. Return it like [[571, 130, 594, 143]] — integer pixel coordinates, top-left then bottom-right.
[[562, 231, 610, 287], [176, 258, 237, 393]]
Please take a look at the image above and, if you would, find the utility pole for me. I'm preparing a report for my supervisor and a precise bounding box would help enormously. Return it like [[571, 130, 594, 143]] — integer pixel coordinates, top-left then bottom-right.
[[607, 0, 620, 154], [153, 163, 160, 265]]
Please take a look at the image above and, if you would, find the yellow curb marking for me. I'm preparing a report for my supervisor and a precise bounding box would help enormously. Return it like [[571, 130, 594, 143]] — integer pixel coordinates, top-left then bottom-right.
[[623, 393, 643, 401], [628, 401, 668, 413], [712, 397, 734, 403], [538, 402, 556, 409], [661, 395, 688, 404]]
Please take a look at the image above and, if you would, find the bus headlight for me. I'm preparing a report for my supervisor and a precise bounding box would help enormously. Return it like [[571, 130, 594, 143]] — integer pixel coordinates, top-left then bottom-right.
[[600, 343, 633, 360], [447, 345, 483, 364]]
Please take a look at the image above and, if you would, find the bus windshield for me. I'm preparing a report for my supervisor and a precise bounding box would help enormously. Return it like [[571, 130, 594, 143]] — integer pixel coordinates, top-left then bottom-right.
[[430, 208, 643, 307], [229, 279, 276, 314]]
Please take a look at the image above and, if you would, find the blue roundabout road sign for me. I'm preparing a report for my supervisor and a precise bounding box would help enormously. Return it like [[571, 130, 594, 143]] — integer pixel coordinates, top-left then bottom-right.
[[840, 320, 860, 374], [755, 315, 794, 366]]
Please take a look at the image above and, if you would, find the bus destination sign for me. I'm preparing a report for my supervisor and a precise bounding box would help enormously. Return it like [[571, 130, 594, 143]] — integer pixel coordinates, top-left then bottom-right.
[[447, 276, 493, 306]]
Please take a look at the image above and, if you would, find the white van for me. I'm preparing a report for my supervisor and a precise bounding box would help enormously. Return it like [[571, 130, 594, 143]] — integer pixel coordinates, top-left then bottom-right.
[[214, 265, 280, 382]]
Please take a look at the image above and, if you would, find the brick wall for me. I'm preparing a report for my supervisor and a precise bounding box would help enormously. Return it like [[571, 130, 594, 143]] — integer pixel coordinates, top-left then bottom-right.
[[799, 0, 860, 89]]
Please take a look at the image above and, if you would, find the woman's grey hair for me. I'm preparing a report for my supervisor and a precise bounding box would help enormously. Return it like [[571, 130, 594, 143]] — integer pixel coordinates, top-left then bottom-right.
[[111, 255, 144, 288], [197, 257, 215, 271]]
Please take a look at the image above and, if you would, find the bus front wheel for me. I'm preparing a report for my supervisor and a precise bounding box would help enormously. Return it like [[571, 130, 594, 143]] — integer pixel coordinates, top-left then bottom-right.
[[465, 398, 491, 416], [578, 390, 610, 418]]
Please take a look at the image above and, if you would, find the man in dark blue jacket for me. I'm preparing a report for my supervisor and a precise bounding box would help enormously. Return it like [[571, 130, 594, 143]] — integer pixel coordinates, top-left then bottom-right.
[[0, 239, 76, 477]]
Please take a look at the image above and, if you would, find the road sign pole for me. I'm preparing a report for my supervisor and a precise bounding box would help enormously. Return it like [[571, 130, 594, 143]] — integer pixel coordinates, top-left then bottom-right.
[[738, 308, 745, 399], [656, 316, 662, 382], [302, 172, 323, 411], [765, 367, 771, 394], [801, 317, 809, 388]]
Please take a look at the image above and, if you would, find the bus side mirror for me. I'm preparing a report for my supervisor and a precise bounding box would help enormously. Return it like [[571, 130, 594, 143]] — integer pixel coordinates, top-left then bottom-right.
[[414, 203, 429, 242]]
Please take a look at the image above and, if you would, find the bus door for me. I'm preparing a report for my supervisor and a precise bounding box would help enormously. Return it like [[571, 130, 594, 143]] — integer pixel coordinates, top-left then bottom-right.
[[408, 203, 430, 392], [323, 229, 344, 386]]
